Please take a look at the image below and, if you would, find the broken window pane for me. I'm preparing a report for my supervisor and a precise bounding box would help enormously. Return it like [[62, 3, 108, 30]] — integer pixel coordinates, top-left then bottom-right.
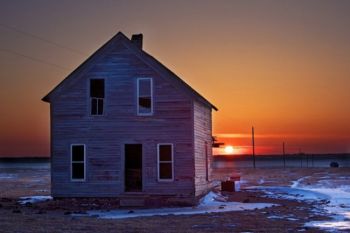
[[139, 79, 151, 96], [139, 97, 151, 108], [72, 145, 84, 162], [90, 79, 104, 115], [90, 79, 104, 98], [137, 78, 152, 114]]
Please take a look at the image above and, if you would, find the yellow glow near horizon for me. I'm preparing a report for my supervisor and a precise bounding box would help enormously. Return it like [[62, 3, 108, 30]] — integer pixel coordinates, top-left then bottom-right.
[[224, 145, 234, 155]]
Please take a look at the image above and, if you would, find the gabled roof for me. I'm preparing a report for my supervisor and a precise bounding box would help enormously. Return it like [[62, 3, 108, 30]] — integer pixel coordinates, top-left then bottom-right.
[[42, 32, 218, 111]]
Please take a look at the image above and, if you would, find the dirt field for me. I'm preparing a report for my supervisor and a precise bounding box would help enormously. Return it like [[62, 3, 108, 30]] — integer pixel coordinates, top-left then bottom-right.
[[1, 166, 348, 233]]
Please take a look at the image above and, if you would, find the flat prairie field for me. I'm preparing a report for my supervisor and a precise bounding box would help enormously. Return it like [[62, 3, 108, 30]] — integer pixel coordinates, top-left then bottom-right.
[[0, 162, 349, 233]]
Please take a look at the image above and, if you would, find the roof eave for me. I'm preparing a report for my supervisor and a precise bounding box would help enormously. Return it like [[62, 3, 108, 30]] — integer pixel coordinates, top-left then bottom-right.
[[41, 31, 129, 104], [137, 50, 218, 112], [42, 95, 50, 103]]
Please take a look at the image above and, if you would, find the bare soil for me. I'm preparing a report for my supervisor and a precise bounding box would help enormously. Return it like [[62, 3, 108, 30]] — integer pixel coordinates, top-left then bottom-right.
[[1, 167, 348, 233]]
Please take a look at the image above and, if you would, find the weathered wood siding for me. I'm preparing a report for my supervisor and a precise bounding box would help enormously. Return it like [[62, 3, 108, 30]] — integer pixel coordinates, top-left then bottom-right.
[[50, 41, 195, 197], [193, 100, 213, 196]]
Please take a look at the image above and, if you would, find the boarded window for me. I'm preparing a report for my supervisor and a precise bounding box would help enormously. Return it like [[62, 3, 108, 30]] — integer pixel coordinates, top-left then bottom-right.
[[90, 79, 104, 115], [71, 145, 85, 181], [158, 144, 173, 181], [137, 78, 153, 115]]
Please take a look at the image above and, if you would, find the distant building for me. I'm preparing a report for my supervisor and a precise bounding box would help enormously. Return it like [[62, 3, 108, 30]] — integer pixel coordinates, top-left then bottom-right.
[[42, 32, 217, 205]]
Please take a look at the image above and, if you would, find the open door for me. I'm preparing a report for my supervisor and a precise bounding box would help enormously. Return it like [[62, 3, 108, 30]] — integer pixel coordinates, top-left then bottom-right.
[[125, 144, 142, 192]]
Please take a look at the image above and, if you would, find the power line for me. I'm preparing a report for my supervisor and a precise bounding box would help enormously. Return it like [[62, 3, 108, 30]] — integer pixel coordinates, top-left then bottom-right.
[[0, 23, 88, 56], [0, 48, 71, 71]]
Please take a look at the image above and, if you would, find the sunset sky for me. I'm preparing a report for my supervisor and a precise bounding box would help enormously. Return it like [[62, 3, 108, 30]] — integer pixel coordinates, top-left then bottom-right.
[[1, 0, 350, 156]]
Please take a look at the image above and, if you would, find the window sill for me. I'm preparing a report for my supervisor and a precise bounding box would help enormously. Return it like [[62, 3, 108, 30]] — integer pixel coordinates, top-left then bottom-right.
[[71, 179, 86, 182], [157, 179, 174, 182]]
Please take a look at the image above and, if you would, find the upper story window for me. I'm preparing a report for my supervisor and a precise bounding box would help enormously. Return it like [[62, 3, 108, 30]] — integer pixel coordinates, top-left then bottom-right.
[[90, 79, 104, 115], [137, 78, 153, 115]]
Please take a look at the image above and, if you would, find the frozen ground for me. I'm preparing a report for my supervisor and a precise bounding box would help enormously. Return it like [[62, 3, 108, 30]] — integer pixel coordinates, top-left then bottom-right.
[[1, 162, 350, 232], [0, 162, 50, 198], [244, 171, 350, 232], [71, 171, 350, 230], [73, 192, 276, 219], [18, 195, 53, 205]]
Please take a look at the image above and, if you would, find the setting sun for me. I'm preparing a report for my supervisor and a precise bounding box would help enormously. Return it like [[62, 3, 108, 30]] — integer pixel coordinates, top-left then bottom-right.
[[224, 145, 234, 154]]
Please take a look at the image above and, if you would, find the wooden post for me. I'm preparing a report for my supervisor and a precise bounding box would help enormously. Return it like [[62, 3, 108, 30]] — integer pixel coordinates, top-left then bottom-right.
[[252, 127, 256, 168], [283, 142, 286, 168]]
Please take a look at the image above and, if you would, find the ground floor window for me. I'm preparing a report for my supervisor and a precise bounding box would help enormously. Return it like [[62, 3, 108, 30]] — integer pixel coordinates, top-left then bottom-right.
[[157, 144, 174, 181], [71, 144, 85, 181]]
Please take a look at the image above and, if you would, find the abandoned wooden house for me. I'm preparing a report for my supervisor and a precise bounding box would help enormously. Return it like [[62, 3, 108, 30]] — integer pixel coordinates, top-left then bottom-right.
[[42, 32, 218, 205]]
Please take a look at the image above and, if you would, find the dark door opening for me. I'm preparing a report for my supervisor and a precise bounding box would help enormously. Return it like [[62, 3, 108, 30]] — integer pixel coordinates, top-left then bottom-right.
[[125, 144, 142, 192]]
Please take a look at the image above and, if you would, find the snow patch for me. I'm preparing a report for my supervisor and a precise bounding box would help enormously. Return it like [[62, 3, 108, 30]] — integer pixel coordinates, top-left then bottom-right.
[[246, 186, 330, 202], [0, 173, 17, 179], [302, 186, 350, 231], [199, 191, 228, 206], [267, 215, 298, 221], [305, 220, 350, 231], [73, 192, 276, 219], [291, 176, 310, 188], [248, 175, 350, 232], [35, 189, 49, 193], [18, 195, 52, 204]]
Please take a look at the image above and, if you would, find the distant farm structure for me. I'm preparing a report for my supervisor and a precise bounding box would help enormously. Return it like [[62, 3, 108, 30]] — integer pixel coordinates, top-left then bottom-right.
[[212, 153, 350, 168]]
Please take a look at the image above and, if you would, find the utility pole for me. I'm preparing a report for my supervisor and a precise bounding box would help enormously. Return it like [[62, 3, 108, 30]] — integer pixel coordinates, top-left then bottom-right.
[[252, 126, 256, 168], [283, 142, 286, 168]]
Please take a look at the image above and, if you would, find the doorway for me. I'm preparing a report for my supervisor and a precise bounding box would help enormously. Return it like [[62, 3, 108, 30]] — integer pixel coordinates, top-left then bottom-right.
[[124, 144, 142, 192]]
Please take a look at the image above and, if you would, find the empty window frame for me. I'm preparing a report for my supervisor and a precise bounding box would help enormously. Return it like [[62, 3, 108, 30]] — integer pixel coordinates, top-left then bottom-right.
[[157, 144, 174, 181], [137, 78, 153, 115], [90, 79, 104, 115], [71, 144, 85, 181]]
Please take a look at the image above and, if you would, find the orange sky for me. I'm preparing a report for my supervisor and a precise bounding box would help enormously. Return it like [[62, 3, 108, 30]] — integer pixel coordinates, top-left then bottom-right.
[[1, 1, 350, 156]]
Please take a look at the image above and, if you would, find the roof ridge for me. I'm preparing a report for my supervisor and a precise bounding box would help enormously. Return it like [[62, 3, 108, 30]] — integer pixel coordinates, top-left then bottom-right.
[[42, 31, 128, 102], [42, 31, 218, 111]]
